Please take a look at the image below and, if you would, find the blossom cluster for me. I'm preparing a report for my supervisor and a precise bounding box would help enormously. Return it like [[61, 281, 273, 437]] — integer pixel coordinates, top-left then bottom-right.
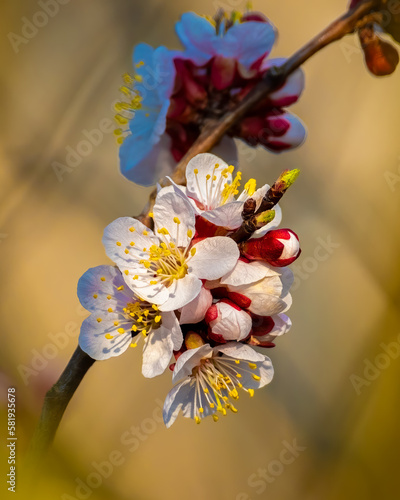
[[114, 10, 306, 186], [77, 153, 301, 426]]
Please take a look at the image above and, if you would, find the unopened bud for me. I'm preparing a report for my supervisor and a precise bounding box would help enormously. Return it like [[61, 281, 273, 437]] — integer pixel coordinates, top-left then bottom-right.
[[205, 300, 251, 342], [359, 26, 399, 76], [240, 228, 300, 267]]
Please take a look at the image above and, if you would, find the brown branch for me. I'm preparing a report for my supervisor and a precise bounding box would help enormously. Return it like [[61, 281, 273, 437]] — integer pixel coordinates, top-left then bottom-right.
[[24, 347, 95, 477]]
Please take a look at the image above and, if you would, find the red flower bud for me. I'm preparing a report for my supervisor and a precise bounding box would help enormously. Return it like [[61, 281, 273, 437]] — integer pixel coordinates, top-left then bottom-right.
[[359, 26, 399, 77], [240, 229, 300, 267]]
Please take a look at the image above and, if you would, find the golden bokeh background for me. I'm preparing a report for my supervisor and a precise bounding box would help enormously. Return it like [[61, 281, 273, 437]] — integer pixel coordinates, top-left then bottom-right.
[[1, 0, 400, 499]]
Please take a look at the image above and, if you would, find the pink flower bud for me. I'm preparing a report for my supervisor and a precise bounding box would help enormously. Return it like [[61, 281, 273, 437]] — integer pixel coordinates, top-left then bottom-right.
[[240, 229, 300, 267], [205, 299, 252, 342]]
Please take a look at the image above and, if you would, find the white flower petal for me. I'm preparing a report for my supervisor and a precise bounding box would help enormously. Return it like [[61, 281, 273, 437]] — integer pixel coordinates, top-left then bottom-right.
[[185, 153, 231, 209], [102, 217, 158, 270], [77, 265, 132, 312], [163, 378, 193, 428], [221, 260, 273, 287], [79, 315, 132, 360], [162, 311, 183, 350], [179, 286, 213, 325], [172, 344, 213, 383], [142, 325, 174, 378], [215, 342, 266, 362], [190, 236, 239, 280], [153, 190, 195, 247], [158, 273, 202, 312], [201, 201, 244, 229]]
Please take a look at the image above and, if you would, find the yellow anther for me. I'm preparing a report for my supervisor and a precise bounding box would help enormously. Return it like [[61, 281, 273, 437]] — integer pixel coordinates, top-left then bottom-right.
[[252, 374, 261, 381], [135, 61, 145, 67], [93, 294, 98, 299], [100, 277, 106, 282], [113, 321, 119, 326], [203, 388, 209, 394], [129, 227, 135, 232], [195, 416, 201, 424], [119, 86, 131, 96], [187, 229, 193, 238], [248, 363, 257, 369], [148, 212, 154, 218], [134, 74, 143, 82], [230, 405, 238, 413], [206, 174, 211, 180], [107, 308, 113, 313], [107, 295, 112, 300], [228, 165, 235, 173], [236, 373, 242, 378], [115, 115, 128, 125], [199, 408, 204, 413], [244, 178, 257, 196], [117, 328, 125, 334], [105, 334, 113, 340], [155, 315, 162, 323], [124, 270, 129, 275], [130, 242, 135, 246], [190, 247, 196, 256], [143, 230, 149, 236], [132, 325, 138, 332], [133, 275, 139, 280], [173, 217, 181, 224], [141, 329, 147, 337], [235, 359, 240, 364], [143, 309, 149, 317], [194, 168, 199, 174], [123, 73, 134, 84], [125, 249, 129, 254], [130, 343, 137, 348], [248, 389, 255, 397], [97, 318, 102, 323], [114, 128, 123, 136], [212, 414, 219, 422], [213, 175, 217, 181]]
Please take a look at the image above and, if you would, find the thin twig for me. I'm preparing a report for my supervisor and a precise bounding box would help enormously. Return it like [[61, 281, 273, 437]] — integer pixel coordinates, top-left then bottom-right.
[[24, 347, 95, 472]]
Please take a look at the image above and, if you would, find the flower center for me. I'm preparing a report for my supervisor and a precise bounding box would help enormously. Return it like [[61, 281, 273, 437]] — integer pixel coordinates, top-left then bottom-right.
[[123, 301, 162, 346], [193, 165, 257, 210], [137, 220, 196, 288], [190, 355, 258, 424]]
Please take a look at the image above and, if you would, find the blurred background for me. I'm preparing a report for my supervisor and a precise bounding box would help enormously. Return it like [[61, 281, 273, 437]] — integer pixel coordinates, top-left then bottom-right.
[[1, 0, 400, 499]]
